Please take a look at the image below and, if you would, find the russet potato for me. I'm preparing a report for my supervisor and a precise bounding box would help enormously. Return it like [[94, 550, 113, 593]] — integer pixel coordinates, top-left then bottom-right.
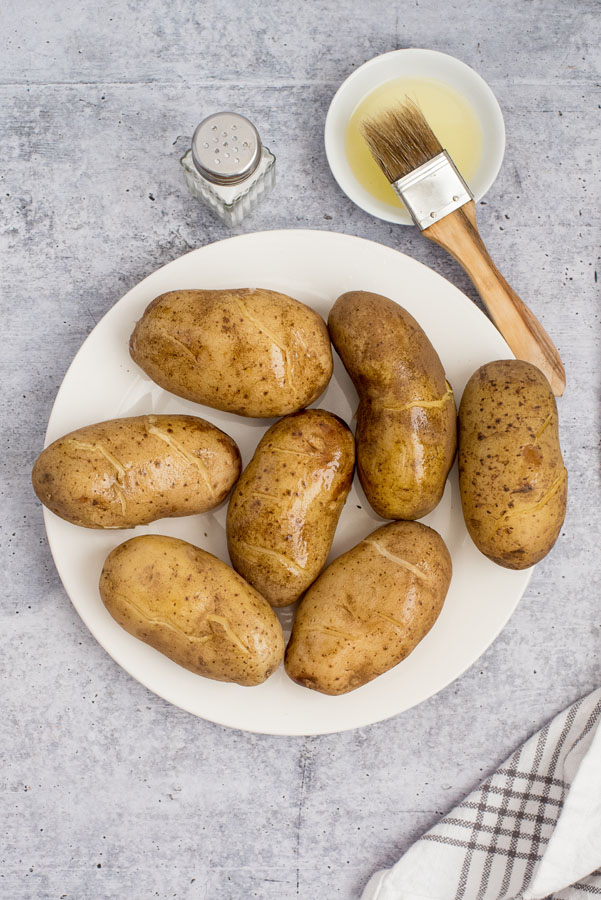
[[328, 291, 456, 520], [100, 534, 285, 686], [129, 288, 333, 418], [458, 359, 567, 569], [32, 414, 241, 529], [226, 409, 355, 607], [285, 521, 452, 695]]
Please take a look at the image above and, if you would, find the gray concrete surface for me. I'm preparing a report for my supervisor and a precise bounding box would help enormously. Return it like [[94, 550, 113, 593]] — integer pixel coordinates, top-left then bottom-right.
[[1, 0, 600, 897]]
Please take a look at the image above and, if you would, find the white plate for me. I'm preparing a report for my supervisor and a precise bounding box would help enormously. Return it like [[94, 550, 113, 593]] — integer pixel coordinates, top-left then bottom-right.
[[324, 48, 506, 224], [43, 230, 530, 735]]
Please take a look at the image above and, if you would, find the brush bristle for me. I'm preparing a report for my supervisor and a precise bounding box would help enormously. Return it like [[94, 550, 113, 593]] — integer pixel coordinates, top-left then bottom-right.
[[361, 99, 443, 184]]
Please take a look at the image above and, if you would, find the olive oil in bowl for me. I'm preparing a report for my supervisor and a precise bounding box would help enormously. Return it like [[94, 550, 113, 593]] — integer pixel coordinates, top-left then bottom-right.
[[345, 77, 483, 208]]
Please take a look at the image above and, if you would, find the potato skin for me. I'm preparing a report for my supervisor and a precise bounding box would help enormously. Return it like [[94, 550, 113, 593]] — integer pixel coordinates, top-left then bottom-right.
[[100, 535, 285, 686], [285, 521, 451, 695], [328, 291, 456, 520], [32, 414, 241, 529], [458, 360, 567, 569], [129, 288, 333, 417], [226, 410, 355, 607]]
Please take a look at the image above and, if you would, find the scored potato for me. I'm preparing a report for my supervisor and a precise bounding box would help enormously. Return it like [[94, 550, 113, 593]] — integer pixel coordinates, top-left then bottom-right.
[[285, 521, 452, 695], [458, 359, 567, 569], [328, 291, 456, 520], [226, 409, 355, 607], [100, 534, 285, 686], [129, 288, 333, 417], [32, 414, 241, 529]]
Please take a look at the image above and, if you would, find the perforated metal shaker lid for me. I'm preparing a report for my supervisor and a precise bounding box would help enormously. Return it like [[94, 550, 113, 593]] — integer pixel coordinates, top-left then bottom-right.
[[191, 112, 262, 185]]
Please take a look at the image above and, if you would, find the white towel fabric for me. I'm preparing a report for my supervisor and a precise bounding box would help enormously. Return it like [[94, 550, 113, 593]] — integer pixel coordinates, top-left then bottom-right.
[[362, 688, 601, 900]]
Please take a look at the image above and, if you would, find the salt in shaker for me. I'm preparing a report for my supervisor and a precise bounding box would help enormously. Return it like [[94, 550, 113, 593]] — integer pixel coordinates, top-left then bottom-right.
[[180, 112, 276, 226]]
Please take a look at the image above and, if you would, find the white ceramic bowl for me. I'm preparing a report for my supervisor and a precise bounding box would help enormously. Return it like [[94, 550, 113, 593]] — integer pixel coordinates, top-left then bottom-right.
[[324, 48, 506, 225]]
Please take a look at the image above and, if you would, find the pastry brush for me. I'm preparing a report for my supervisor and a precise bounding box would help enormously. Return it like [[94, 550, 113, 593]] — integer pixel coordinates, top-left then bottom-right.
[[362, 101, 565, 396]]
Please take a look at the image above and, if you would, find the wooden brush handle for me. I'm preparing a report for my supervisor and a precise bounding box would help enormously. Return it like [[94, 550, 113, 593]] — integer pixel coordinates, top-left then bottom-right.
[[423, 200, 566, 396]]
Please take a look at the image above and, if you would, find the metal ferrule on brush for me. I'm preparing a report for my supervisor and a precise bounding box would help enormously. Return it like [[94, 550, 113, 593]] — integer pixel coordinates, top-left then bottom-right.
[[392, 151, 473, 230]]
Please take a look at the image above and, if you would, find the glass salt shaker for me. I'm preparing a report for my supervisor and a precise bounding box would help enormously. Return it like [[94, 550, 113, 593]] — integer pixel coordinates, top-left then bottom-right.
[[180, 112, 276, 227]]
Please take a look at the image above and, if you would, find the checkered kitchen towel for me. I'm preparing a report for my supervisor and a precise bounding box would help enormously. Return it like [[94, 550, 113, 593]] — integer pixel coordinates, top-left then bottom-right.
[[362, 688, 601, 900]]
